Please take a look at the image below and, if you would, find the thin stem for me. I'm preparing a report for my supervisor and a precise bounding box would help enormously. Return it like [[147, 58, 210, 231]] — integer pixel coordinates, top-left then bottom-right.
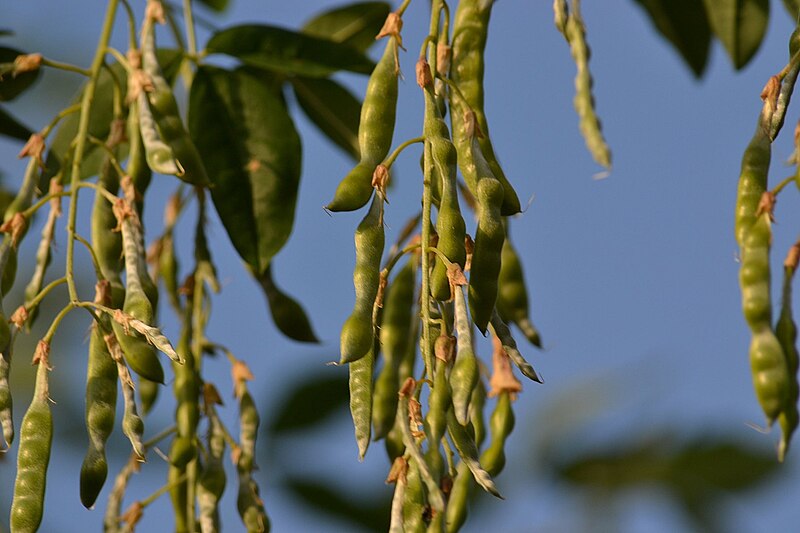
[[772, 175, 796, 196], [41, 57, 90, 76], [139, 472, 188, 508], [183, 0, 198, 58], [66, 0, 120, 302], [24, 277, 67, 314], [420, 139, 435, 378], [143, 425, 177, 448], [42, 303, 77, 343], [39, 104, 82, 139], [396, 0, 412, 16], [105, 47, 131, 72], [88, 136, 126, 177], [383, 136, 425, 169], [382, 243, 421, 273], [75, 233, 105, 280], [22, 191, 70, 219], [120, 0, 138, 50]]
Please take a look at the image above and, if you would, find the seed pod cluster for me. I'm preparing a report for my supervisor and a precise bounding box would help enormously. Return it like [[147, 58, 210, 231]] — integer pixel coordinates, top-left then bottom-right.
[[329, 3, 547, 529]]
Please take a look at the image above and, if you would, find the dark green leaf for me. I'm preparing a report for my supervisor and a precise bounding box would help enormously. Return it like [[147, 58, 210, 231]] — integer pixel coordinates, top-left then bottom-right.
[[44, 49, 184, 183], [668, 440, 778, 493], [291, 76, 360, 159], [784, 0, 800, 20], [206, 25, 375, 77], [702, 0, 769, 69], [0, 104, 32, 141], [631, 0, 711, 77], [284, 475, 390, 531], [302, 2, 391, 53], [258, 265, 318, 343], [189, 66, 301, 276], [0, 47, 41, 101], [197, 0, 230, 12], [269, 373, 348, 433]]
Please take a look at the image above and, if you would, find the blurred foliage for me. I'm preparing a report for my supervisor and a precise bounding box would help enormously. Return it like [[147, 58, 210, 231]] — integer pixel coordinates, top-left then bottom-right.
[[631, 0, 781, 76]]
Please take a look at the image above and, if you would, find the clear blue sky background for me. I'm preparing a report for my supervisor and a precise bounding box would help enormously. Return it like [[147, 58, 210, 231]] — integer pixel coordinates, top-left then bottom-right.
[[1, 1, 800, 532]]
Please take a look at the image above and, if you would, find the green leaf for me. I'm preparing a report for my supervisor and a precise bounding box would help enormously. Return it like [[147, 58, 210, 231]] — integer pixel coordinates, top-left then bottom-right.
[[189, 66, 301, 276], [44, 49, 184, 183], [206, 25, 375, 77], [258, 265, 318, 343], [302, 2, 391, 53], [702, 0, 769, 69], [197, 0, 230, 12], [784, 0, 800, 20], [0, 47, 41, 101], [291, 76, 361, 159], [284, 476, 390, 531], [270, 373, 349, 433], [631, 0, 712, 77], [0, 104, 32, 141]]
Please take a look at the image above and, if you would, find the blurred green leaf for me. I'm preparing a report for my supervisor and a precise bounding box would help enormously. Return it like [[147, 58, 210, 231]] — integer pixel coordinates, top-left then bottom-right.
[[669, 440, 778, 493], [284, 475, 390, 531], [258, 264, 318, 343], [555, 433, 780, 533], [269, 373, 348, 433], [0, 104, 31, 141], [702, 0, 769, 69], [197, 0, 230, 12], [302, 2, 391, 52], [783, 0, 800, 19], [630, 0, 711, 77], [0, 46, 41, 101], [206, 25, 375, 77], [189, 66, 300, 276], [291, 76, 361, 159]]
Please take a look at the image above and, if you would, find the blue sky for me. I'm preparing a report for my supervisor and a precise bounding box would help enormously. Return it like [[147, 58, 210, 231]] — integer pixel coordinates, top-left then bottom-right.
[[1, 1, 800, 531]]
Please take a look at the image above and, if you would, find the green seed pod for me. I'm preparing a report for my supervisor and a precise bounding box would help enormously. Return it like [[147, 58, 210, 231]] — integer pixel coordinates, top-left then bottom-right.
[[138, 377, 160, 416], [350, 343, 375, 460], [450, 0, 521, 215], [91, 149, 124, 309], [422, 64, 467, 301], [374, 260, 417, 440], [198, 409, 227, 533], [736, 123, 790, 425], [169, 463, 190, 533], [446, 409, 501, 497], [445, 462, 472, 533], [490, 311, 542, 383], [113, 201, 164, 384], [80, 323, 118, 509], [141, 20, 208, 186], [136, 92, 183, 176], [127, 96, 152, 213], [496, 228, 541, 347], [451, 285, 479, 425], [402, 459, 427, 533], [327, 23, 400, 212], [236, 474, 269, 533], [469, 178, 505, 333], [469, 378, 487, 447], [10, 348, 53, 533], [424, 359, 452, 481], [22, 180, 60, 329], [0, 315, 12, 450], [340, 194, 385, 364], [480, 391, 514, 476], [557, 0, 612, 168], [170, 314, 199, 468], [776, 253, 800, 461]]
